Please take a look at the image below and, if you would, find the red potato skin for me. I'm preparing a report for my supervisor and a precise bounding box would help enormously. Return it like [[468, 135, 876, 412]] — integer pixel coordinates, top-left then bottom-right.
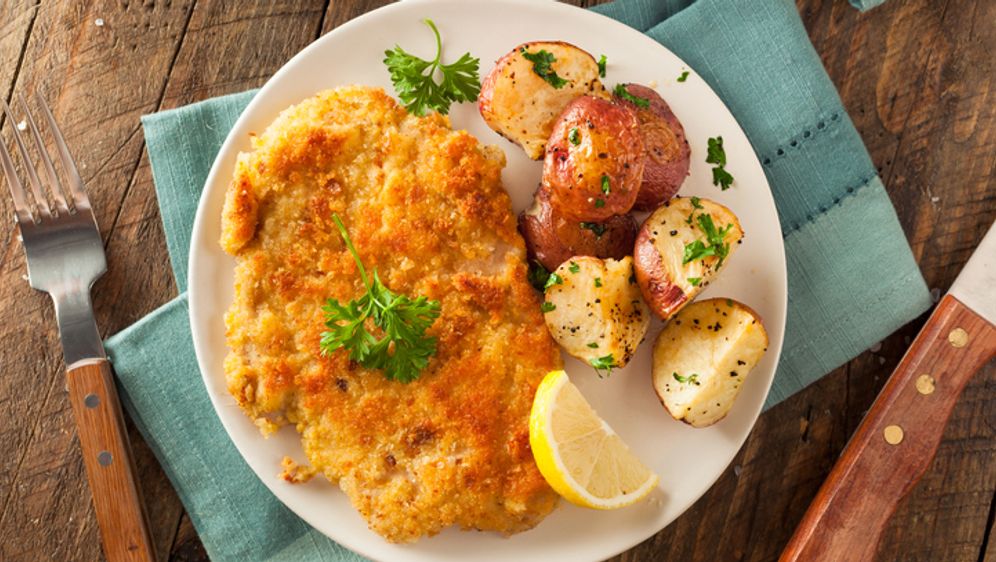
[[542, 96, 644, 221], [519, 187, 637, 271], [615, 84, 691, 211], [633, 226, 688, 320]]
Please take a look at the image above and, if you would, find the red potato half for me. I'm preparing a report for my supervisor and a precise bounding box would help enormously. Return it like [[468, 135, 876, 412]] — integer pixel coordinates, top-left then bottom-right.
[[542, 96, 644, 221], [633, 196, 743, 320], [652, 298, 768, 427], [614, 83, 691, 211], [519, 187, 637, 271], [478, 41, 608, 160]]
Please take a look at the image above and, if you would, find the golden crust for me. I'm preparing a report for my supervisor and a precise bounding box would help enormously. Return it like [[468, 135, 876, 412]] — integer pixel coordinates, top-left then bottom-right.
[[221, 86, 561, 542]]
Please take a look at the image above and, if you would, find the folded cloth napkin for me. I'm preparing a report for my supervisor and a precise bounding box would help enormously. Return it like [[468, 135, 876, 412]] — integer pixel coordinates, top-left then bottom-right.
[[106, 0, 927, 559]]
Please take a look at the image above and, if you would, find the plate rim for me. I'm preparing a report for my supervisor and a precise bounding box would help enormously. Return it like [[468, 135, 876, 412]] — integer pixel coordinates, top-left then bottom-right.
[[187, 1, 788, 560]]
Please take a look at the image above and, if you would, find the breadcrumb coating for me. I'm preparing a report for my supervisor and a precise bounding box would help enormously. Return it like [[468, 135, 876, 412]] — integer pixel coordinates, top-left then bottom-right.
[[221, 86, 561, 542]]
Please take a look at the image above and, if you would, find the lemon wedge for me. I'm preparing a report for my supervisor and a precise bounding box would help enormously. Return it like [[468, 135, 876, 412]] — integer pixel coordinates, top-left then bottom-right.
[[529, 370, 659, 509]]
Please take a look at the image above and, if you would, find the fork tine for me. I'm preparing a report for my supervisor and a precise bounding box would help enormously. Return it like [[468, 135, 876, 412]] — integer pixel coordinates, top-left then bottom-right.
[[0, 129, 34, 225], [1, 98, 51, 220], [35, 95, 89, 209], [18, 94, 71, 215]]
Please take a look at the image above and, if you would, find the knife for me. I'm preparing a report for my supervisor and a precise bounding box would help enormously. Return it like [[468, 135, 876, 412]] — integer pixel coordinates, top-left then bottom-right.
[[781, 220, 996, 561]]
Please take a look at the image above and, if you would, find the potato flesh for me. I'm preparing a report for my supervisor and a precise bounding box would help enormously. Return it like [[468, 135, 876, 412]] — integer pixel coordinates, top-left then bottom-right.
[[478, 42, 607, 160], [543, 256, 650, 369], [652, 298, 768, 427]]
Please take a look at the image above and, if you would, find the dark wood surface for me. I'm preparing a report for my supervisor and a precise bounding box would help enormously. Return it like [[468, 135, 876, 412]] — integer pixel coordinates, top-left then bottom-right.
[[781, 295, 996, 562], [0, 0, 992, 560]]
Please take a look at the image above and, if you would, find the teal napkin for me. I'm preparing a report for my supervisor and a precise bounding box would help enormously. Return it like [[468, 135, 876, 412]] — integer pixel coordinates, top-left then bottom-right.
[[106, 0, 927, 559]]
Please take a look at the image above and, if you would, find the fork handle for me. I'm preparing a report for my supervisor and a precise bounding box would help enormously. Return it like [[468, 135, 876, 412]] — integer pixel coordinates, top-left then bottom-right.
[[67, 359, 157, 562]]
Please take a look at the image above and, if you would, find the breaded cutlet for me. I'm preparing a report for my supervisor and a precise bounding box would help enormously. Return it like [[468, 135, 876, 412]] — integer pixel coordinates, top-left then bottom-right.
[[220, 86, 562, 542]]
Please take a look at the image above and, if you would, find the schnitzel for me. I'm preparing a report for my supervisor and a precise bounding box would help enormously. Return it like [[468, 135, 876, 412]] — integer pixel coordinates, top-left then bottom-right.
[[220, 86, 562, 542]]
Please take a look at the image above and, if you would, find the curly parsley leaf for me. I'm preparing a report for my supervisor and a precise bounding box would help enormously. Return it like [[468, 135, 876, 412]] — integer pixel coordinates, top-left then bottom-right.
[[706, 136, 734, 190], [320, 214, 441, 383], [384, 19, 481, 116], [613, 84, 649, 108], [521, 48, 569, 88]]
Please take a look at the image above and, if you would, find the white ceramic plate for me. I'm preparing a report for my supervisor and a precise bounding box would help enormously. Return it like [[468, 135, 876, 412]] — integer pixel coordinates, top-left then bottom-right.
[[188, 1, 787, 560]]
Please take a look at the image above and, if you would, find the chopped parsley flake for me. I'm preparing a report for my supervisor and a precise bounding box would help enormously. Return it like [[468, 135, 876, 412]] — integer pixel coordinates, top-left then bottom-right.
[[673, 372, 699, 384], [597, 54, 607, 78], [569, 127, 581, 145], [521, 48, 569, 88], [590, 354, 616, 377], [600, 174, 611, 194], [540, 301, 556, 313], [613, 83, 649, 108], [568, 261, 580, 273], [682, 213, 734, 267], [544, 272, 563, 291], [706, 136, 734, 190], [580, 222, 607, 237]]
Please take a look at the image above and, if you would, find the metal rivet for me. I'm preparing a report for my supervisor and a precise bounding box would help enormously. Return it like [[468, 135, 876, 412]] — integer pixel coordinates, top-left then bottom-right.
[[84, 394, 100, 408], [915, 374, 935, 395], [948, 328, 968, 348], [884, 425, 904, 445], [97, 451, 113, 466]]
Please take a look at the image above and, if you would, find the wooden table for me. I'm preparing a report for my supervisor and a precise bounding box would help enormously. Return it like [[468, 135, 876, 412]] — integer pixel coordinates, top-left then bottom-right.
[[0, 1, 992, 560]]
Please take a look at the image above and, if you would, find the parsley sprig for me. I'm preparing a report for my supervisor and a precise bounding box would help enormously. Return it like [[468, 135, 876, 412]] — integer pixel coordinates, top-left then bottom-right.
[[383, 19, 481, 116], [706, 136, 735, 190], [521, 48, 569, 88], [683, 212, 734, 268], [319, 215, 442, 383]]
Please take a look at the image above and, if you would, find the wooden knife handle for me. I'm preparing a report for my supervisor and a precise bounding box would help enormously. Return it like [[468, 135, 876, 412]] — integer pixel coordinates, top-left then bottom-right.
[[781, 294, 996, 562], [66, 359, 157, 562]]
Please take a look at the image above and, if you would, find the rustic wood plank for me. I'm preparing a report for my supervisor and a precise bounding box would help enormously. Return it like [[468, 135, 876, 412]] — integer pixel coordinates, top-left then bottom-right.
[[77, 2, 329, 559], [0, 1, 195, 559], [800, 0, 996, 560], [1, 0, 992, 560]]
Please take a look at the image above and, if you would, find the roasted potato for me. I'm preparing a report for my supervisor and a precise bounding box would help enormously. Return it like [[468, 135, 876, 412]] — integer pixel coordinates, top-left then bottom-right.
[[651, 298, 768, 427], [519, 187, 638, 271], [542, 256, 650, 372], [613, 83, 691, 211], [633, 196, 743, 320], [543, 96, 644, 221], [479, 41, 608, 159]]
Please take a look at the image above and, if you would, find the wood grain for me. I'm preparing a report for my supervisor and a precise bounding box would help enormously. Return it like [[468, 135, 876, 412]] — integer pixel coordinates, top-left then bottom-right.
[[66, 360, 156, 562], [782, 295, 996, 561], [0, 1, 992, 561]]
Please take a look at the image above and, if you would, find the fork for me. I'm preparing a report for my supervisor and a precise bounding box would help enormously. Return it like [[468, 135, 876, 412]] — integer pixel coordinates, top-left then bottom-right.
[[1, 94, 156, 562]]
